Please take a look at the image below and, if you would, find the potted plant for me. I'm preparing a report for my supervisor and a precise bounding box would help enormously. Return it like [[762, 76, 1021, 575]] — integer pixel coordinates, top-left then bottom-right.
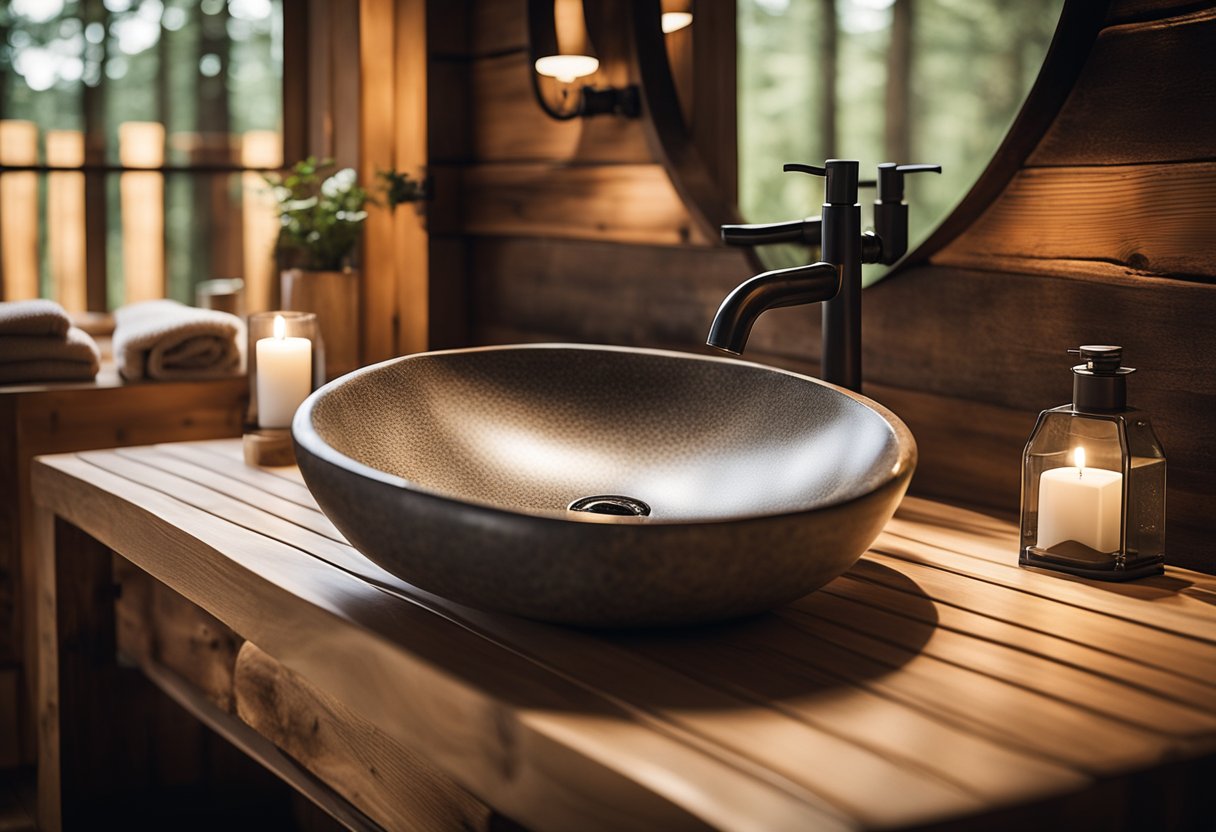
[[266, 157, 421, 380]]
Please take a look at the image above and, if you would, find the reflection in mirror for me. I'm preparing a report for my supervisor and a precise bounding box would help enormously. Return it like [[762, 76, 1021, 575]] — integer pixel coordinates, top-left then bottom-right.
[[738, 0, 1064, 282]]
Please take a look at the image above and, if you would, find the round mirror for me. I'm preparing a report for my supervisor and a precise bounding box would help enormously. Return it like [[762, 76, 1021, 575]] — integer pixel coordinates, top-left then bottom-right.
[[736, 0, 1066, 283]]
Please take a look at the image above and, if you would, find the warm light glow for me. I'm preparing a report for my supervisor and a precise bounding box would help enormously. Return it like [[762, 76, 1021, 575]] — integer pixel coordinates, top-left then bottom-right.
[[118, 122, 165, 303], [1073, 446, 1086, 475], [273, 313, 286, 340], [241, 129, 282, 314], [661, 11, 693, 33], [47, 130, 87, 311], [0, 120, 40, 300], [534, 54, 599, 83]]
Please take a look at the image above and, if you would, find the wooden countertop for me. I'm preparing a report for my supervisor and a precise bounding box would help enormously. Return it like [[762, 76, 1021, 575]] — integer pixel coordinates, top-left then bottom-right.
[[31, 439, 1216, 831]]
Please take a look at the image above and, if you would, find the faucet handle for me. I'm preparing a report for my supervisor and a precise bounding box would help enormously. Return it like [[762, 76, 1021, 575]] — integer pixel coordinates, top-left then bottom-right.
[[721, 218, 822, 247], [783, 162, 879, 185], [782, 163, 827, 176], [870, 163, 941, 266], [784, 160, 861, 205], [876, 162, 942, 203]]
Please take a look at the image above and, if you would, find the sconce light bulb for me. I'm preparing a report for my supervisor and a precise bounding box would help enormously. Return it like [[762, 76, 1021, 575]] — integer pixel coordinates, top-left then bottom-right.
[[534, 54, 600, 83], [661, 12, 693, 34]]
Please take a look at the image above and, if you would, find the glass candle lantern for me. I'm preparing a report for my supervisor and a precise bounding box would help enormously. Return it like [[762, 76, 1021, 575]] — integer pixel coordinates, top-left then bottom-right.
[[246, 310, 320, 434], [1020, 345, 1165, 580]]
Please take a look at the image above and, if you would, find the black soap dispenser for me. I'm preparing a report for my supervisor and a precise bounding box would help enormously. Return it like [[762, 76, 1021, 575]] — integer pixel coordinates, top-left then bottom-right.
[[1019, 345, 1166, 580]]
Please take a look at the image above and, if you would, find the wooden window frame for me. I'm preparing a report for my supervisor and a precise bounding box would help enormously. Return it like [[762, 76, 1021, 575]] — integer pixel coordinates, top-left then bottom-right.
[[0, 3, 309, 312]]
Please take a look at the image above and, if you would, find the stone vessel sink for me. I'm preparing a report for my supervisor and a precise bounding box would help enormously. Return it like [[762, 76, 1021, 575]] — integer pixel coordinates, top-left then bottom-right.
[[293, 344, 915, 628]]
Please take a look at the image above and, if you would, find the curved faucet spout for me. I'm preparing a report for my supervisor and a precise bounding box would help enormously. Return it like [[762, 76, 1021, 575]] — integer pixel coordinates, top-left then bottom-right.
[[706, 262, 840, 355]]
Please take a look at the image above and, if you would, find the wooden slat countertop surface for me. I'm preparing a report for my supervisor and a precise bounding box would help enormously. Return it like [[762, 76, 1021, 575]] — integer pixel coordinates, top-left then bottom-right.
[[31, 439, 1216, 831]]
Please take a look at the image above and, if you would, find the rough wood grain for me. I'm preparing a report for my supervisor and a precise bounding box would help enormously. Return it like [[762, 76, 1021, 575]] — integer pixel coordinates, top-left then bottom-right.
[[457, 163, 704, 246], [470, 52, 651, 164], [112, 561, 390, 830], [1030, 9, 1216, 165], [468, 235, 751, 348], [825, 572, 1216, 712], [30, 442, 1216, 830], [76, 448, 995, 824], [235, 641, 497, 832], [148, 581, 243, 713], [847, 554, 1216, 689], [139, 658, 383, 832], [33, 453, 819, 832], [934, 162, 1216, 280]]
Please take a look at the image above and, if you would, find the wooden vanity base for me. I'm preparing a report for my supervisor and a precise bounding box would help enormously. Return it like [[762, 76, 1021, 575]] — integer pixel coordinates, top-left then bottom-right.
[[31, 439, 1216, 831]]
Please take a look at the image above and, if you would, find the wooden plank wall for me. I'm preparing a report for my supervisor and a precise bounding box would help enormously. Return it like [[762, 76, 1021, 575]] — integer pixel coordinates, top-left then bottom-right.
[[427, 0, 720, 348], [905, 1, 1216, 573], [429, 1, 1215, 573], [431, 0, 753, 342]]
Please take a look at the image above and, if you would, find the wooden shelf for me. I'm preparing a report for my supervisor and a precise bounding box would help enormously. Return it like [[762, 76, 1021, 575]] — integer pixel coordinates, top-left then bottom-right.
[[0, 373, 246, 769], [31, 439, 1216, 831]]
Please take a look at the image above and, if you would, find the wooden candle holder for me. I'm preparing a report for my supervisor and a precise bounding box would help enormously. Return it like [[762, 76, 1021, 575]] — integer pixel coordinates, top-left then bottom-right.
[[243, 428, 296, 467]]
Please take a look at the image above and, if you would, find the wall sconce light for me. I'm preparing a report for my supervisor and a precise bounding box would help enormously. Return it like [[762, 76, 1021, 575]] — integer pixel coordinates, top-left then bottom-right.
[[661, 12, 692, 34], [660, 0, 693, 34], [527, 0, 641, 120]]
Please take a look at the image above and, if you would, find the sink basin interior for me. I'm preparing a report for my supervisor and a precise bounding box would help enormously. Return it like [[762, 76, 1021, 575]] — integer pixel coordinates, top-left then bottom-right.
[[308, 345, 904, 523], [295, 344, 916, 627]]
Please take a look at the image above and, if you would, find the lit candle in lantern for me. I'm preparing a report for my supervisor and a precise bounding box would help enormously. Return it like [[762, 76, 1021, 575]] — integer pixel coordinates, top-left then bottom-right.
[[255, 314, 312, 429], [1037, 447, 1123, 553]]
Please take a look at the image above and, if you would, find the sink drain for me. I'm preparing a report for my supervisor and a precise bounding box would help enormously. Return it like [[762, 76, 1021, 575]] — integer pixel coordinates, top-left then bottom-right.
[[568, 495, 651, 517]]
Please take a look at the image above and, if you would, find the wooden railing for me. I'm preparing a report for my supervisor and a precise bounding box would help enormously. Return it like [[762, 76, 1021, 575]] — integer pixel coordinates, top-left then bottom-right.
[[0, 120, 282, 313]]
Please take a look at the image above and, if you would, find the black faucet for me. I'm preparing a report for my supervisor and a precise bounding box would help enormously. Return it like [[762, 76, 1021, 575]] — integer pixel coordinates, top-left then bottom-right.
[[708, 160, 939, 392]]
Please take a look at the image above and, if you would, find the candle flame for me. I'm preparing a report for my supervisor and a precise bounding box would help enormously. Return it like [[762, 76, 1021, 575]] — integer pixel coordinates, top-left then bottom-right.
[[273, 313, 286, 340], [1073, 446, 1086, 476]]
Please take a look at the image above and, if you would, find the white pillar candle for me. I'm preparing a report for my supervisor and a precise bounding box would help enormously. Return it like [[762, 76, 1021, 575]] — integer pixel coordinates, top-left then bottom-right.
[[1037, 447, 1123, 553], [256, 314, 312, 429]]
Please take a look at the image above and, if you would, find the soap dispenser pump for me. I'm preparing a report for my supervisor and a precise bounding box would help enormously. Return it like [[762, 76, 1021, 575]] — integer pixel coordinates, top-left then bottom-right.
[[1019, 345, 1165, 580]]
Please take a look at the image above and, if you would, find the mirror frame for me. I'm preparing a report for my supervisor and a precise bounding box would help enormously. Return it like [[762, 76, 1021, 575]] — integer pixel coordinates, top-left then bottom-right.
[[627, 0, 1112, 272]]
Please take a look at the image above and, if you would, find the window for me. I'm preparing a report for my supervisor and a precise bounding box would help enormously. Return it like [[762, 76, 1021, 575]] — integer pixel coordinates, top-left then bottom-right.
[[0, 0, 285, 311]]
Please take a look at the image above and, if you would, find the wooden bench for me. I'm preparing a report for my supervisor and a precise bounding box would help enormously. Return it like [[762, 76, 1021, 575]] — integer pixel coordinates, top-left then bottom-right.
[[31, 439, 1216, 830]]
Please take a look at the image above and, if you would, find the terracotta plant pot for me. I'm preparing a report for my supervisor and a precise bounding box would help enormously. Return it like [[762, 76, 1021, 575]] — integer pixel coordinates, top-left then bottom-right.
[[280, 267, 360, 381]]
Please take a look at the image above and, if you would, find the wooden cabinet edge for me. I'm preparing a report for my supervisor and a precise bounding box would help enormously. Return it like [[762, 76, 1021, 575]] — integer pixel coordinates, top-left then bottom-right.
[[233, 640, 499, 832]]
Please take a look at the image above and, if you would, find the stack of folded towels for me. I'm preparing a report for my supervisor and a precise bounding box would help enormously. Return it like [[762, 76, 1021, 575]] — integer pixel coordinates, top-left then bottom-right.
[[113, 299, 243, 381], [0, 299, 101, 384]]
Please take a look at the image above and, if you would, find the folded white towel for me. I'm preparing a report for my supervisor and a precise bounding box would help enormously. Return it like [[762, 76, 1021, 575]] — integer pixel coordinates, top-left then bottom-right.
[[0, 299, 72, 338], [113, 299, 243, 381], [0, 326, 100, 383]]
